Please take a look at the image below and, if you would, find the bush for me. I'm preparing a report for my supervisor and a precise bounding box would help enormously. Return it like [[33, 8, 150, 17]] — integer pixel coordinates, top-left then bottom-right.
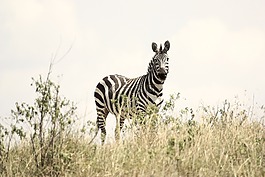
[[0, 63, 79, 176]]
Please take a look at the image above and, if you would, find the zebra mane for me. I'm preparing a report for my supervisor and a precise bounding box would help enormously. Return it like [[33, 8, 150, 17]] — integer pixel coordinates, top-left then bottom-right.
[[159, 44, 163, 52], [147, 57, 156, 74], [147, 60, 153, 73]]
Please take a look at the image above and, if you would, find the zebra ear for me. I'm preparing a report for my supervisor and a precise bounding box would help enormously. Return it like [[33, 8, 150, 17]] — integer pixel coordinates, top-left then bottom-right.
[[163, 40, 170, 53], [152, 42, 158, 53]]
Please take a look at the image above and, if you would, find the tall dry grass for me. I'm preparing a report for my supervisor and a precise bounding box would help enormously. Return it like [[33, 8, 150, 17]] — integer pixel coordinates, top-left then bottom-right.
[[0, 68, 264, 176], [2, 111, 264, 177]]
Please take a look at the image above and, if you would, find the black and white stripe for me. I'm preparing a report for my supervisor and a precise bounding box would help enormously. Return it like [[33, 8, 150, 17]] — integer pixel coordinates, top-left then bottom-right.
[[91, 41, 170, 144]]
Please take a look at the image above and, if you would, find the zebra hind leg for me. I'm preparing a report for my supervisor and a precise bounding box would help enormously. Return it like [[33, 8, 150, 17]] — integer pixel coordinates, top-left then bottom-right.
[[96, 108, 109, 145]]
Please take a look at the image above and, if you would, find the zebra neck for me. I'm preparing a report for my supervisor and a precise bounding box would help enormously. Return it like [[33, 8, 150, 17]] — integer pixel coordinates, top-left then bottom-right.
[[145, 71, 163, 96]]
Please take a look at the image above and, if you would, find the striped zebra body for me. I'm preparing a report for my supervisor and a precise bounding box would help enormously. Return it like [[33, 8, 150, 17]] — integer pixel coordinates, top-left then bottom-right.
[[91, 41, 170, 144]]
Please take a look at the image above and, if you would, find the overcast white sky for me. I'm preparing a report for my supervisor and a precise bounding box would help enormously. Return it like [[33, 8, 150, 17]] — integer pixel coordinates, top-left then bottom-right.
[[1, 0, 265, 124]]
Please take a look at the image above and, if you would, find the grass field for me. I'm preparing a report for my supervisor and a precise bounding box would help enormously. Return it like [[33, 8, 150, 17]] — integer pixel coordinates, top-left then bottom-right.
[[1, 74, 264, 176], [1, 106, 264, 177]]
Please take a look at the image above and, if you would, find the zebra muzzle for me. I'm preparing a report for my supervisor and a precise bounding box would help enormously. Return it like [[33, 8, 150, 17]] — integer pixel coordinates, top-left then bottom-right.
[[158, 69, 167, 80]]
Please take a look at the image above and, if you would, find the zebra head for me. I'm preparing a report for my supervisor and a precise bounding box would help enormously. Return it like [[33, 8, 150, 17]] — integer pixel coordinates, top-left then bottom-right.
[[151, 40, 170, 81]]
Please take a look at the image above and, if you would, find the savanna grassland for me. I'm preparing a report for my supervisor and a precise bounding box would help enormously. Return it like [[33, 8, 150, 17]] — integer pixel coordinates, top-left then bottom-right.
[[1, 107, 265, 177], [1, 70, 264, 177]]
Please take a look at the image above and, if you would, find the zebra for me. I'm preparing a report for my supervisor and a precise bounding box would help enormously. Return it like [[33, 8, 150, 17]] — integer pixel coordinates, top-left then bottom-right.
[[90, 40, 170, 144]]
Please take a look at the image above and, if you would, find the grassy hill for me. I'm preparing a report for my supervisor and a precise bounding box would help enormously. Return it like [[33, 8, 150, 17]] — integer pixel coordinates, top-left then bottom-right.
[[1, 74, 264, 176], [1, 110, 264, 177]]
